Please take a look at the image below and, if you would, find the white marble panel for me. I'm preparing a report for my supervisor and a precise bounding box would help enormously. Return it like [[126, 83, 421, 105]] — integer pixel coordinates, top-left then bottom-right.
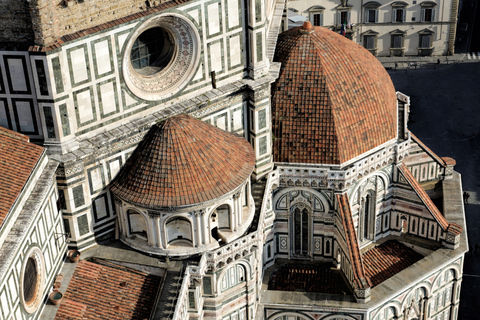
[[16, 101, 35, 132], [94, 40, 112, 75], [216, 115, 226, 130], [7, 274, 17, 303], [0, 288, 10, 317], [99, 82, 116, 115], [70, 48, 89, 83], [227, 0, 239, 28], [210, 42, 223, 72], [90, 167, 103, 192], [189, 9, 200, 24], [94, 196, 108, 220], [117, 33, 129, 52], [193, 65, 203, 81], [229, 35, 241, 67], [7, 58, 27, 92], [208, 3, 220, 35], [77, 90, 94, 123], [232, 108, 242, 131], [109, 159, 121, 179]]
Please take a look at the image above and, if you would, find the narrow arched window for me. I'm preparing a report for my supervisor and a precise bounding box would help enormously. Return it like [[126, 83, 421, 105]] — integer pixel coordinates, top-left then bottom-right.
[[293, 207, 309, 255], [363, 195, 371, 240], [294, 208, 301, 255]]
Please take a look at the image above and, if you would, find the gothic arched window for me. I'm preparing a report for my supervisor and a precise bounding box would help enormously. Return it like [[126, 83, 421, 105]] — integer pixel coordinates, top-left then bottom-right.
[[293, 207, 309, 256], [360, 192, 375, 242]]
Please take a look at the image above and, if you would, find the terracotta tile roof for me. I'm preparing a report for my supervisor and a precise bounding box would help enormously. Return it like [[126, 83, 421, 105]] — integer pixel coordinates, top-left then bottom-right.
[[409, 132, 447, 167], [0, 127, 44, 228], [268, 264, 352, 294], [272, 23, 397, 165], [54, 260, 162, 320], [337, 194, 371, 289], [397, 164, 463, 235], [362, 240, 423, 287], [110, 114, 255, 208], [29, 0, 190, 52]]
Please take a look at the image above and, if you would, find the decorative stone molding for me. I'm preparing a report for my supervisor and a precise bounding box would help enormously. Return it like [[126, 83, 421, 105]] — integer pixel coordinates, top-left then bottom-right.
[[123, 13, 201, 100]]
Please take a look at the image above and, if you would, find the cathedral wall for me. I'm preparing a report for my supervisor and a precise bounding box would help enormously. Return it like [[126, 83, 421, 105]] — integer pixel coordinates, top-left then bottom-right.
[[0, 164, 66, 320], [0, 0, 248, 146]]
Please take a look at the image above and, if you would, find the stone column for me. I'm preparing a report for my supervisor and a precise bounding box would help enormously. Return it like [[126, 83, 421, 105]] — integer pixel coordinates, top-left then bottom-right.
[[194, 211, 201, 247]]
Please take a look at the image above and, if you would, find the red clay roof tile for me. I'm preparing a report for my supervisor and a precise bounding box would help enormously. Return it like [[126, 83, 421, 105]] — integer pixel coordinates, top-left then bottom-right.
[[272, 24, 397, 165], [363, 240, 423, 287], [337, 194, 371, 289], [54, 260, 162, 320], [110, 114, 255, 208], [0, 127, 44, 228]]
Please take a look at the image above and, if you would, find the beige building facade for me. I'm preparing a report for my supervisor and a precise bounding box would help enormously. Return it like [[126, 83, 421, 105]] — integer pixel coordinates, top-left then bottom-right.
[[287, 0, 459, 56]]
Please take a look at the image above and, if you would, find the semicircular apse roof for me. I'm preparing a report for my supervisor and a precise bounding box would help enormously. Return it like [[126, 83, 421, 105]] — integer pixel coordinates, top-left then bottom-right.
[[110, 114, 255, 208]]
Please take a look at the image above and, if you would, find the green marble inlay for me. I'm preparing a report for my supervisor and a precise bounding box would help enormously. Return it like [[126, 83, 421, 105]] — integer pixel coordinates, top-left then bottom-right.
[[72, 185, 85, 208], [77, 214, 89, 236], [51, 57, 64, 94], [43, 106, 56, 139], [59, 103, 70, 136], [259, 135, 267, 155], [256, 32, 263, 63], [258, 108, 266, 130]]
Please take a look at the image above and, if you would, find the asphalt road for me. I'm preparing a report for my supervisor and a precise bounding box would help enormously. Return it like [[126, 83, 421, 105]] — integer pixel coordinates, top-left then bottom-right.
[[388, 62, 480, 319]]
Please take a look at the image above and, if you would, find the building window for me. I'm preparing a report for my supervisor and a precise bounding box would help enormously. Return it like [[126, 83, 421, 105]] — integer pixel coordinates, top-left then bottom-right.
[[292, 207, 309, 256], [21, 247, 46, 314], [420, 34, 432, 47], [364, 36, 375, 49], [392, 1, 408, 22], [360, 192, 376, 242], [392, 34, 403, 48], [127, 210, 148, 241], [308, 6, 325, 26], [364, 2, 380, 23], [130, 27, 175, 76], [362, 30, 379, 55], [313, 13, 323, 26], [337, 10, 351, 25], [420, 1, 436, 22], [418, 28, 434, 55]]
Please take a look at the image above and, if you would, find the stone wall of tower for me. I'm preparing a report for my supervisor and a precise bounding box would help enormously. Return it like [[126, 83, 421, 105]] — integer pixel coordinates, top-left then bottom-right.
[[26, 0, 171, 47], [0, 0, 34, 49]]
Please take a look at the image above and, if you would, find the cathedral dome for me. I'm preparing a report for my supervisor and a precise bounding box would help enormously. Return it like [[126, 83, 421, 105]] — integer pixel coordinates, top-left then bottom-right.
[[271, 22, 397, 165], [110, 114, 255, 208]]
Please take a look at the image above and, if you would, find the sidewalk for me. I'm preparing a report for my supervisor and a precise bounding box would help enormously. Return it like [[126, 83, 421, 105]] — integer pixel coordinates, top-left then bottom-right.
[[377, 53, 471, 69]]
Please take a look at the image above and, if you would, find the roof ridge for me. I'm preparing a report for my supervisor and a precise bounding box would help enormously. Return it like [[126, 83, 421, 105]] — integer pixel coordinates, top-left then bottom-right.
[[337, 194, 371, 289], [397, 163, 450, 230], [409, 132, 447, 167]]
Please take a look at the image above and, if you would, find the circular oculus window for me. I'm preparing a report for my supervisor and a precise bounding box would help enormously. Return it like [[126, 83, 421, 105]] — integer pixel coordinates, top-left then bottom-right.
[[20, 246, 46, 314], [123, 14, 201, 100]]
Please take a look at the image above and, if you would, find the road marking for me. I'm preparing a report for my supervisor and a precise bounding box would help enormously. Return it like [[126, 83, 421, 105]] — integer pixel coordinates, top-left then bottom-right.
[[463, 274, 480, 278]]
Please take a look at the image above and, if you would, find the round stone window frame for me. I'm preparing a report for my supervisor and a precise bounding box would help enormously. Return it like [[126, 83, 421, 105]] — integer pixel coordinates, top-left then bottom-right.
[[122, 13, 201, 101], [20, 246, 46, 314]]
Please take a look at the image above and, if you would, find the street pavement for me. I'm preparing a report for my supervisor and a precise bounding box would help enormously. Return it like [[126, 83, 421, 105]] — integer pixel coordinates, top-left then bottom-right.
[[388, 61, 480, 319]]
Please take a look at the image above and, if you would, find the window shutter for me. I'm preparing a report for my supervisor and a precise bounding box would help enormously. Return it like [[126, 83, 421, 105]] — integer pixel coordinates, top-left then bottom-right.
[[365, 9, 369, 23], [431, 8, 435, 22], [392, 9, 396, 22], [320, 13, 324, 26], [421, 8, 425, 22], [337, 11, 341, 25], [347, 10, 351, 23], [403, 9, 406, 22], [375, 9, 378, 22]]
